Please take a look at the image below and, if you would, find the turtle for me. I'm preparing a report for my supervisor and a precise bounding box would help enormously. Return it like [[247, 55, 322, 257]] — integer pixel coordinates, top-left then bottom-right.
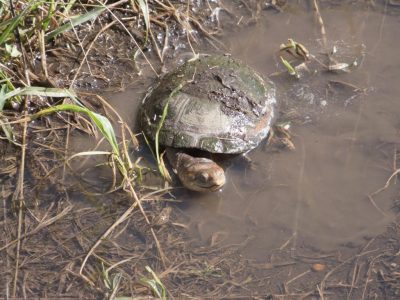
[[140, 55, 276, 192]]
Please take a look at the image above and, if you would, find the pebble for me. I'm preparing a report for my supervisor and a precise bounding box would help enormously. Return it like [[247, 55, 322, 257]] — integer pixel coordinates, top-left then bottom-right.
[[311, 263, 326, 272]]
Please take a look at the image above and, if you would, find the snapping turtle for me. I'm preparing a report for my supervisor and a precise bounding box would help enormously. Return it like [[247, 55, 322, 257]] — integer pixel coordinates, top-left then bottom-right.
[[140, 55, 276, 192]]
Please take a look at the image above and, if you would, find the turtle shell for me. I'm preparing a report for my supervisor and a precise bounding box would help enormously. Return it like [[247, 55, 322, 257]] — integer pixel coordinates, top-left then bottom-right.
[[140, 55, 276, 154]]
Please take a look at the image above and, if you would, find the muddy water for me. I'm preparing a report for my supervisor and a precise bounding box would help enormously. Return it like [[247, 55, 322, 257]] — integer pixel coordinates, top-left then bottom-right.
[[116, 5, 400, 258]]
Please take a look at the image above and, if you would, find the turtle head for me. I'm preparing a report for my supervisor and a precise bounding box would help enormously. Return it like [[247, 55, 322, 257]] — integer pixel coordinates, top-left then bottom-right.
[[176, 155, 226, 192]]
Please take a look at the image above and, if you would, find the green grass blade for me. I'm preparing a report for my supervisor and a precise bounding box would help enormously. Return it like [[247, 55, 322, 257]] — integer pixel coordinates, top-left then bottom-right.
[[4, 86, 77, 101], [136, 0, 150, 37], [45, 6, 106, 41], [154, 83, 184, 165], [32, 104, 120, 156], [0, 16, 17, 31], [0, 69, 21, 104], [42, 0, 56, 31], [280, 56, 297, 77], [88, 111, 120, 155], [140, 266, 166, 300], [153, 83, 184, 180], [154, 100, 169, 167], [0, 118, 14, 143], [0, 13, 23, 46], [0, 83, 14, 142], [0, 84, 7, 110], [64, 0, 77, 16], [142, 132, 156, 161], [0, 0, 43, 45]]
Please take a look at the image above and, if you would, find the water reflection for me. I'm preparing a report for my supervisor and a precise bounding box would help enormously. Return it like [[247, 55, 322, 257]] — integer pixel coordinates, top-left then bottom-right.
[[176, 5, 400, 257], [108, 4, 400, 259]]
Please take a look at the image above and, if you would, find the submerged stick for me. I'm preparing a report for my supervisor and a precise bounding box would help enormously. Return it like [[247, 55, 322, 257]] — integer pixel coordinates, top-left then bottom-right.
[[312, 0, 327, 51], [11, 109, 27, 296], [0, 206, 73, 252], [370, 168, 400, 197]]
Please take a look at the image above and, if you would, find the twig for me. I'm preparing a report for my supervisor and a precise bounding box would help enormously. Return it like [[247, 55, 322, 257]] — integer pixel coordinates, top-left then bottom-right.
[[79, 93, 168, 281], [393, 146, 398, 184], [370, 168, 400, 197], [366, 194, 389, 218], [161, 24, 169, 61], [39, 29, 49, 79], [312, 0, 327, 51], [69, 20, 118, 88], [79, 200, 139, 285], [361, 253, 386, 300], [98, 0, 159, 76], [285, 270, 311, 286], [186, 0, 198, 57], [320, 238, 378, 296], [348, 261, 362, 299], [317, 284, 325, 300], [62, 119, 71, 183], [149, 27, 164, 62], [11, 114, 27, 296], [9, 0, 31, 293], [2, 187, 11, 298], [70, 20, 93, 77], [0, 205, 73, 252]]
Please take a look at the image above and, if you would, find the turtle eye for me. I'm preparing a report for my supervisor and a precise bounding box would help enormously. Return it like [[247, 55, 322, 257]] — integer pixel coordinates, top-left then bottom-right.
[[197, 172, 209, 183]]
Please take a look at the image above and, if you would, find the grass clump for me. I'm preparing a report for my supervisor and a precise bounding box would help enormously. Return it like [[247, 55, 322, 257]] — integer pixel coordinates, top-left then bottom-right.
[[0, 0, 224, 298]]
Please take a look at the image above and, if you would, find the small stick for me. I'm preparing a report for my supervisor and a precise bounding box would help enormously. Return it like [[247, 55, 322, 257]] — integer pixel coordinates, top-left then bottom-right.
[[39, 29, 49, 79], [70, 23, 93, 76], [393, 146, 398, 184], [361, 254, 385, 300], [9, 0, 31, 288], [348, 262, 362, 299], [161, 24, 169, 61], [286, 270, 311, 286], [320, 238, 378, 296], [2, 186, 11, 298], [78, 94, 168, 276], [69, 20, 117, 88], [0, 205, 73, 252], [328, 80, 363, 92], [62, 119, 71, 184], [312, 0, 328, 51], [317, 284, 325, 300], [370, 168, 400, 197], [366, 194, 389, 218], [98, 0, 159, 76]]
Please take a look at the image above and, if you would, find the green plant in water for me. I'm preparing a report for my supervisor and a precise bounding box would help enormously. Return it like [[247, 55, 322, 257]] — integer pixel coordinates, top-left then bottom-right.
[[0, 0, 46, 45], [153, 83, 184, 180], [280, 56, 298, 78], [45, 6, 106, 41], [101, 262, 122, 298], [279, 38, 310, 61], [0, 72, 27, 143], [140, 266, 166, 300], [1, 86, 125, 176], [135, 0, 150, 40]]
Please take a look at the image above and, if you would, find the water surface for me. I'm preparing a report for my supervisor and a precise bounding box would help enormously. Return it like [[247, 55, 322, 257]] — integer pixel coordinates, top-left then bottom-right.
[[117, 4, 400, 258]]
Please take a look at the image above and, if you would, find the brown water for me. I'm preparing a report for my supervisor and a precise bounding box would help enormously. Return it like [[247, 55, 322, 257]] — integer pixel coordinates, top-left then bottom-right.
[[115, 4, 400, 258]]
